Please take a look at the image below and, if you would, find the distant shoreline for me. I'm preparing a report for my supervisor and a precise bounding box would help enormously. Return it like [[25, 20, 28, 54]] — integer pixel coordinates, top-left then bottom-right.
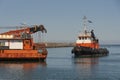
[[45, 43, 120, 48], [45, 42, 75, 48], [35, 42, 120, 48]]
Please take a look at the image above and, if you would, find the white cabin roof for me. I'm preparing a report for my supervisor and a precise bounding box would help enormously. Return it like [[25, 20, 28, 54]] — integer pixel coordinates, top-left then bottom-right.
[[78, 30, 92, 37]]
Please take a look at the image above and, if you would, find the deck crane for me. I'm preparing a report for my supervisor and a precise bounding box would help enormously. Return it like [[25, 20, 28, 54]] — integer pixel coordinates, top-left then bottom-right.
[[0, 24, 47, 61], [0, 25, 47, 38]]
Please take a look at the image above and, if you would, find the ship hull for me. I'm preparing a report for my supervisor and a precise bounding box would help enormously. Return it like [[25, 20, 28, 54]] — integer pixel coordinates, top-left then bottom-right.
[[0, 49, 47, 62], [72, 46, 109, 57], [0, 58, 45, 62]]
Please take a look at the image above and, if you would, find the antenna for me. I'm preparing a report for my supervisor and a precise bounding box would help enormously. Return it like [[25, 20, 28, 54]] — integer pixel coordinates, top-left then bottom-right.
[[83, 16, 87, 32]]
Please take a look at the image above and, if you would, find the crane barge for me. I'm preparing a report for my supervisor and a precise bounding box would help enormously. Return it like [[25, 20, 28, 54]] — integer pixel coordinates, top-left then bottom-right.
[[0, 25, 47, 61]]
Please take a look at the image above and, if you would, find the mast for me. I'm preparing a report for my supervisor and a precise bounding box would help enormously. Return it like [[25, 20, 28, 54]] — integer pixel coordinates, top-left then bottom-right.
[[83, 16, 87, 32]]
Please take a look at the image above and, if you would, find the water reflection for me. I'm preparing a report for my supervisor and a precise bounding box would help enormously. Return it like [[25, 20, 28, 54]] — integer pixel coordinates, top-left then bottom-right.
[[0, 61, 47, 80], [73, 58, 99, 78], [74, 57, 98, 64], [0, 61, 47, 70]]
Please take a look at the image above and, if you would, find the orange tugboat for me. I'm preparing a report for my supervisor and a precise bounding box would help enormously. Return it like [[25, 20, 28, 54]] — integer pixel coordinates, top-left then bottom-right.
[[72, 16, 109, 57], [0, 25, 47, 61]]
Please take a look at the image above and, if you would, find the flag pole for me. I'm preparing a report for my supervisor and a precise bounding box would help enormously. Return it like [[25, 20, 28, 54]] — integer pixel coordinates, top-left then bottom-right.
[[83, 16, 87, 32]]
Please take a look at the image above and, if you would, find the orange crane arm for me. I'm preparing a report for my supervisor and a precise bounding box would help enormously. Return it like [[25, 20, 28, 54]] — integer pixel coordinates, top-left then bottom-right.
[[0, 25, 47, 38]]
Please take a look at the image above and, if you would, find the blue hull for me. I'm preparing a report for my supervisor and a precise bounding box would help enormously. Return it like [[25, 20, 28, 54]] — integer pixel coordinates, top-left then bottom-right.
[[72, 46, 109, 57]]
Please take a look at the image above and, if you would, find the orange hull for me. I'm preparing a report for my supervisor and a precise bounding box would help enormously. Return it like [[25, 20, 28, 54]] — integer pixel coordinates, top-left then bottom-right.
[[0, 50, 47, 61], [76, 43, 99, 49]]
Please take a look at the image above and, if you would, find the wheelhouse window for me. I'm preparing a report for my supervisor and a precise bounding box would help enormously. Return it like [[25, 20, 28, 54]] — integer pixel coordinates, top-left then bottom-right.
[[79, 36, 90, 40], [84, 37, 87, 40], [78, 37, 81, 40], [0, 40, 5, 46], [82, 37, 84, 40]]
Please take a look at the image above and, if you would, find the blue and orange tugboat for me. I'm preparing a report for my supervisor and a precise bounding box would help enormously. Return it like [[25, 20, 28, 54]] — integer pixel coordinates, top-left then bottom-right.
[[72, 16, 109, 57]]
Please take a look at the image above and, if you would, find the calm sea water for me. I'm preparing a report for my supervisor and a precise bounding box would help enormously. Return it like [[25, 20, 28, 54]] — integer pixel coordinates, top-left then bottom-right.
[[0, 45, 120, 80]]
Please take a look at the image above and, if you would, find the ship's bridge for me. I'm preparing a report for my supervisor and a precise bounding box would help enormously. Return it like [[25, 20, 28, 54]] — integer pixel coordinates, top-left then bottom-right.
[[76, 31, 94, 44]]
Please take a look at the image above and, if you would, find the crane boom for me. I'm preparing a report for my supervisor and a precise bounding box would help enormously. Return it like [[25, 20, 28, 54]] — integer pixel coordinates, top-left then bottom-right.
[[0, 25, 47, 38]]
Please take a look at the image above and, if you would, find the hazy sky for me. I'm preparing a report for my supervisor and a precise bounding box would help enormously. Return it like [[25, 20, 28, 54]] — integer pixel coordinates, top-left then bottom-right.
[[0, 0, 120, 44]]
